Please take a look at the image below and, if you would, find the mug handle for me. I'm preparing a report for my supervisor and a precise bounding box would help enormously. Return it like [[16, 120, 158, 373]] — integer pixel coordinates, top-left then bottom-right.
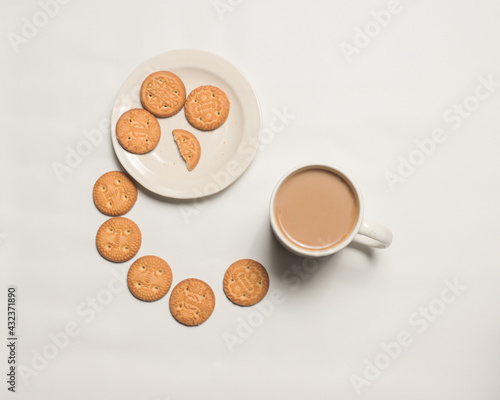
[[354, 218, 393, 249]]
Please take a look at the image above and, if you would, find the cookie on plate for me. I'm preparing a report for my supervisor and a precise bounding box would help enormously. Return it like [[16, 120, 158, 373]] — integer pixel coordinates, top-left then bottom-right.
[[172, 129, 201, 171], [184, 85, 230, 131], [93, 171, 137, 216], [140, 71, 186, 118], [169, 278, 215, 326], [96, 217, 142, 263], [127, 255, 173, 302], [223, 259, 269, 306], [116, 108, 161, 154]]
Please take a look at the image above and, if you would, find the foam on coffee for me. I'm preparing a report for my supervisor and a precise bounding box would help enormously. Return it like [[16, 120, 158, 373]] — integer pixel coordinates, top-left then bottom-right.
[[274, 168, 359, 250]]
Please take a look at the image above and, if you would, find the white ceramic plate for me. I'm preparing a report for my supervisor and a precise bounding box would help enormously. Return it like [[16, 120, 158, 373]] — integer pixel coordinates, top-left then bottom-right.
[[111, 49, 262, 199]]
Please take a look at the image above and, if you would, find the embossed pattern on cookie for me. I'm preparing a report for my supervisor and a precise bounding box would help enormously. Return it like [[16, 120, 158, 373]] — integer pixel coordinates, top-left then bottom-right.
[[116, 108, 161, 154], [172, 129, 201, 171], [223, 259, 269, 306], [184, 85, 230, 131], [93, 171, 138, 216], [127, 255, 173, 302], [96, 217, 142, 263], [140, 71, 186, 118], [169, 278, 215, 326]]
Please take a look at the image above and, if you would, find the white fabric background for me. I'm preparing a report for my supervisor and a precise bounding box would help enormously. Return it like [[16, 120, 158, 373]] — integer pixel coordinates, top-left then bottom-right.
[[2, 0, 500, 399]]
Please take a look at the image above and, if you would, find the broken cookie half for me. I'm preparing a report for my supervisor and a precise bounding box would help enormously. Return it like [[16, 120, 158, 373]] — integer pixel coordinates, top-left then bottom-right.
[[172, 129, 201, 171]]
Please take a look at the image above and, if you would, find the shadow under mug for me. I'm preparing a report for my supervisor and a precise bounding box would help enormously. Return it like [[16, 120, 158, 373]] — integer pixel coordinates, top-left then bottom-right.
[[269, 163, 393, 257]]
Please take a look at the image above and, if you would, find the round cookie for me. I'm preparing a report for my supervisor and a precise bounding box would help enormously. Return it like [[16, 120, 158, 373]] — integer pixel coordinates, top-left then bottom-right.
[[116, 108, 161, 154], [96, 217, 142, 263], [140, 71, 186, 118], [172, 129, 201, 171], [223, 259, 269, 306], [127, 255, 173, 302], [169, 279, 215, 326], [93, 171, 138, 216], [184, 85, 230, 131]]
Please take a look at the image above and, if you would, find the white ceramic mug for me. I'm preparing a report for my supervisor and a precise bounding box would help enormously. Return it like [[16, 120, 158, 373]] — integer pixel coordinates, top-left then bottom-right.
[[269, 163, 393, 257]]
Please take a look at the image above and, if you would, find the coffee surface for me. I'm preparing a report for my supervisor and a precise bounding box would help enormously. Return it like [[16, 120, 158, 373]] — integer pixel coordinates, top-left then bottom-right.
[[274, 168, 359, 250]]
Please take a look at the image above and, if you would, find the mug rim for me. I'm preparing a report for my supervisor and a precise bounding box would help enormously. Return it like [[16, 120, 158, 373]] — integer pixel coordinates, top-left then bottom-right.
[[269, 163, 365, 257]]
